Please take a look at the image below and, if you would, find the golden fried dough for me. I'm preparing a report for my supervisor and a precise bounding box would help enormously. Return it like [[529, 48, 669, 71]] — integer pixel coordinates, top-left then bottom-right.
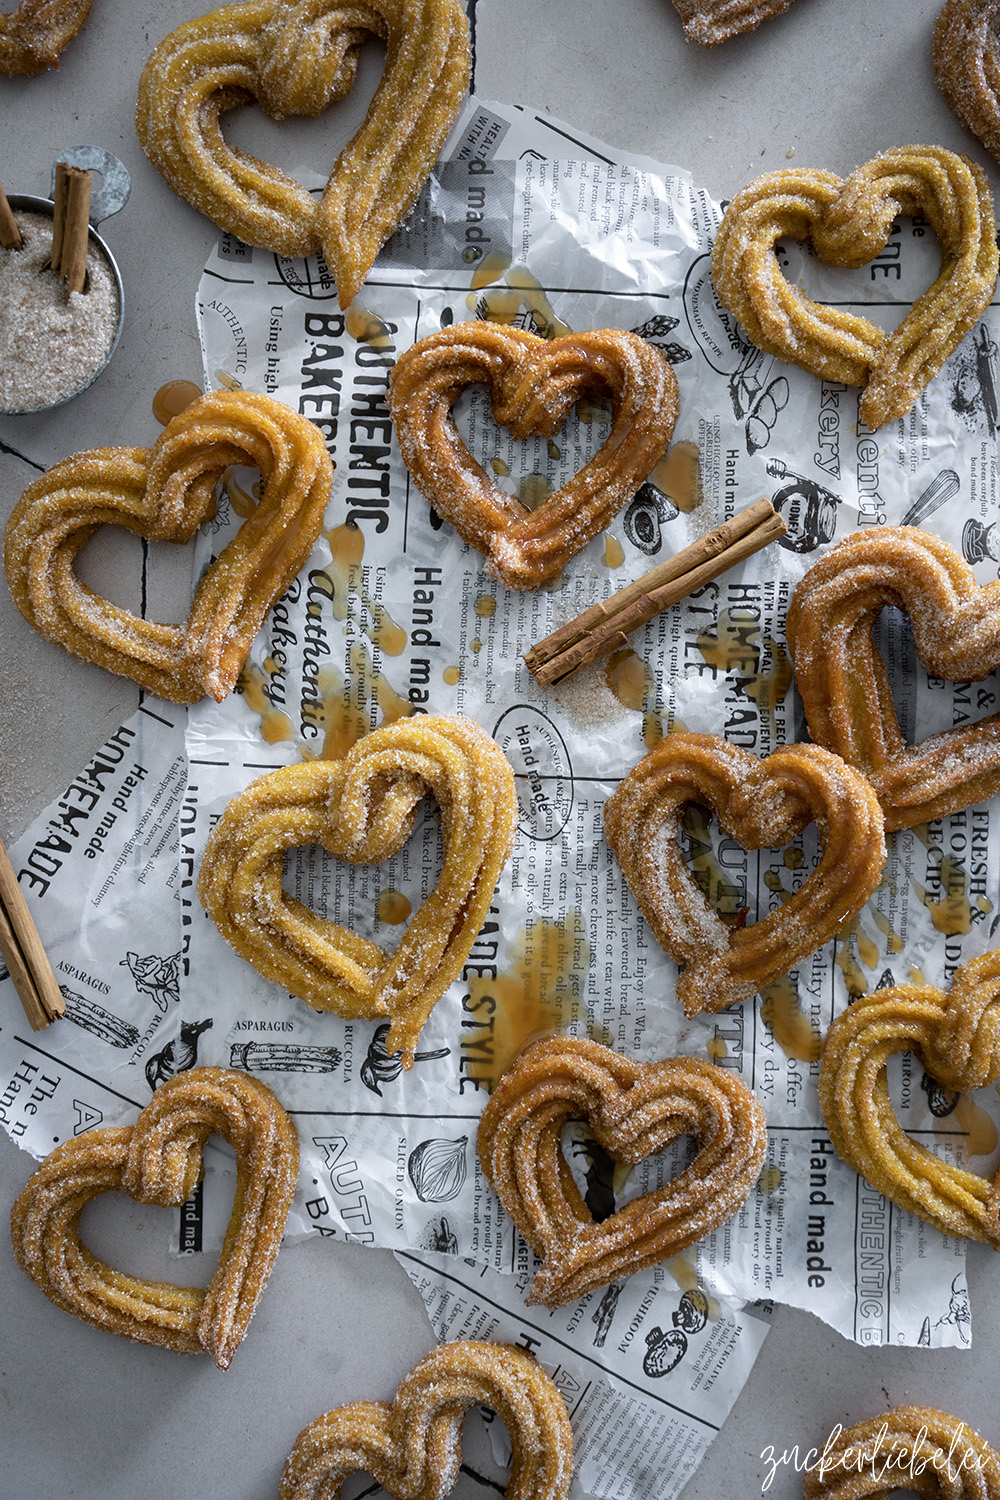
[[280, 1340, 573, 1500], [10, 1067, 299, 1368], [389, 323, 678, 589], [136, 0, 470, 309], [0, 0, 92, 75], [603, 733, 886, 1016], [4, 389, 332, 703], [711, 145, 998, 429], [804, 1405, 1000, 1498], [819, 952, 1000, 1247], [199, 715, 518, 1065], [786, 525, 1000, 830], [478, 1034, 766, 1307], [935, 1, 1000, 166]]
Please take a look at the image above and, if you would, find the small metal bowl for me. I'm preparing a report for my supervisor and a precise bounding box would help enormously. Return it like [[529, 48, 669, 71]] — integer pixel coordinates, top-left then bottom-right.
[[0, 146, 130, 416]]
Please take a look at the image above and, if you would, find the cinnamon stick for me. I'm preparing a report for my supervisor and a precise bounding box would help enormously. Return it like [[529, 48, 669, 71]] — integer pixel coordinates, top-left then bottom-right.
[[524, 498, 786, 687], [58, 165, 92, 295], [0, 175, 22, 252], [49, 161, 68, 274], [0, 836, 65, 1031]]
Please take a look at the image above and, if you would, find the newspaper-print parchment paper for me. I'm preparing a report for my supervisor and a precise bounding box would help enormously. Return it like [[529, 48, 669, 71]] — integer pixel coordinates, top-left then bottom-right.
[[3, 90, 999, 1500]]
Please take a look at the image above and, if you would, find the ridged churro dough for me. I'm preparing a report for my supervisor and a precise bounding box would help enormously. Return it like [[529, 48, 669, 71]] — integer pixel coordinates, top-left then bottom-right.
[[3, 389, 332, 703], [711, 145, 998, 429], [136, 0, 470, 309], [0, 0, 92, 75], [280, 1341, 574, 1500], [603, 733, 886, 1017], [671, 0, 798, 46], [478, 1035, 766, 1308], [786, 526, 1000, 830], [819, 952, 1000, 1247], [388, 323, 679, 589], [804, 1406, 1000, 1499], [10, 1067, 299, 1368], [199, 715, 518, 1065], [935, 0, 1000, 166]]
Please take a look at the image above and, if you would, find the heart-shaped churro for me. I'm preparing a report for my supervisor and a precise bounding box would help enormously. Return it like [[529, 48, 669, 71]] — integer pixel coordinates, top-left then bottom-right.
[[477, 1035, 766, 1307], [3, 390, 332, 704], [603, 733, 886, 1017], [388, 323, 679, 589], [711, 145, 998, 429], [935, 0, 1000, 167], [819, 952, 1000, 1247], [786, 526, 1000, 830], [10, 1067, 299, 1368], [671, 0, 799, 46], [136, 0, 470, 309], [198, 715, 518, 1065], [280, 1340, 574, 1500]]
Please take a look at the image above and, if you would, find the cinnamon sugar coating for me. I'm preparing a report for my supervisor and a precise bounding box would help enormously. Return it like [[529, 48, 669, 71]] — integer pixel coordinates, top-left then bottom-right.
[[0, 0, 92, 75], [198, 715, 518, 1065], [671, 0, 798, 46], [603, 733, 886, 1017], [280, 1340, 574, 1500], [819, 952, 1000, 1247], [3, 389, 332, 703], [786, 526, 1000, 830], [478, 1035, 766, 1308], [935, 0, 1000, 166], [711, 145, 998, 429], [388, 323, 679, 589], [10, 1067, 299, 1368], [136, 0, 470, 309], [804, 1406, 1000, 1499]]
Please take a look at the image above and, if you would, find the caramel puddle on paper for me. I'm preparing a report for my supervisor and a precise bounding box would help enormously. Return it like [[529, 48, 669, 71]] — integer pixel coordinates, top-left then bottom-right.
[[321, 523, 407, 655], [152, 379, 202, 425], [604, 647, 664, 749], [696, 609, 793, 734], [474, 593, 497, 619], [491, 456, 510, 476], [238, 661, 296, 746], [312, 645, 414, 760], [443, 665, 461, 685], [603, 533, 625, 568], [833, 917, 871, 999], [468, 266, 571, 340], [376, 889, 412, 925], [760, 1165, 784, 1194], [516, 472, 553, 510], [913, 854, 990, 937], [650, 439, 703, 514], [464, 913, 593, 1090], [759, 975, 822, 1063], [706, 1034, 728, 1062], [952, 1096, 999, 1158], [345, 302, 393, 350]]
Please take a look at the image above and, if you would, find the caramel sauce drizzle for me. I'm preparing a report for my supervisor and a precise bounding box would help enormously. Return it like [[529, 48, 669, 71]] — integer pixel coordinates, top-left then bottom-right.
[[650, 439, 703, 514], [759, 975, 822, 1062], [151, 379, 202, 425]]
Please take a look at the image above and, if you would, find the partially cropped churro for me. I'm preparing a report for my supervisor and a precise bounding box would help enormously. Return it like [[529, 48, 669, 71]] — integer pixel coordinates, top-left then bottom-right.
[[786, 526, 1000, 830], [199, 715, 518, 1065], [935, 0, 1000, 166], [280, 1341, 574, 1500], [136, 0, 470, 309], [3, 389, 332, 703], [711, 145, 998, 429], [671, 0, 799, 46], [819, 952, 1000, 1247], [804, 1407, 1000, 1499], [11, 1067, 299, 1368], [389, 323, 679, 589], [603, 733, 886, 1016], [0, 0, 93, 75], [478, 1035, 766, 1308]]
